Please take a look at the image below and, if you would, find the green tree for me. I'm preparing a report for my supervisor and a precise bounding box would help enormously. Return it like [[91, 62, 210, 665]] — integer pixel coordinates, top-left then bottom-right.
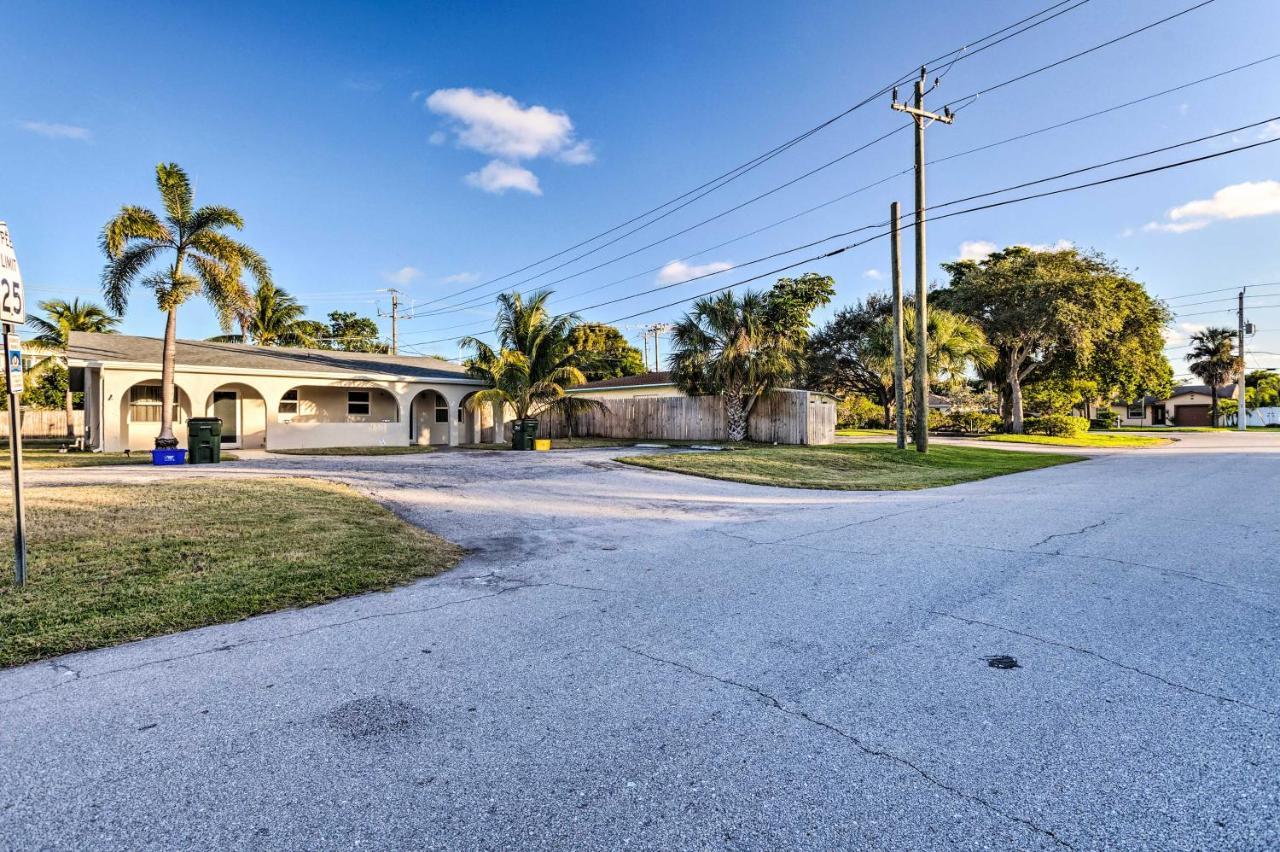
[[26, 298, 120, 437], [322, 311, 388, 353], [937, 246, 1172, 433], [209, 281, 315, 347], [670, 274, 834, 441], [461, 290, 594, 424], [100, 163, 270, 448], [1245, 369, 1279, 409], [569, 322, 645, 381], [1185, 327, 1239, 425]]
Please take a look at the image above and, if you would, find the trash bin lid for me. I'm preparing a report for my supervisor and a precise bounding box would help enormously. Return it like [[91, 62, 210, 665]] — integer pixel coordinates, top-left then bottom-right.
[[189, 417, 222, 424]]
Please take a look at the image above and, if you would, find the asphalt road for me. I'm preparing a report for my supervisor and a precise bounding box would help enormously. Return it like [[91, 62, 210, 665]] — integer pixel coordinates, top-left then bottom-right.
[[1, 433, 1277, 850]]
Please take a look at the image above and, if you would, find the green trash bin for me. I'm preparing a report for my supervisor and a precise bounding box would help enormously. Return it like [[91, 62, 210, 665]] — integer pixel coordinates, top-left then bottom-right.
[[187, 417, 223, 464], [510, 418, 540, 451]]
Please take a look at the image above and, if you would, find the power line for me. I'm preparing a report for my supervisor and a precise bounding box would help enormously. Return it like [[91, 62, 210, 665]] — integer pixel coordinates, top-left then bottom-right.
[[404, 9, 1246, 330], [407, 0, 1093, 313], [406, 131, 1280, 345]]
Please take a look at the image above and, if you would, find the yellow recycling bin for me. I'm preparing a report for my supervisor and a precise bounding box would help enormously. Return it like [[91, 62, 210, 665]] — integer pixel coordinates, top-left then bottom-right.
[[533, 438, 552, 452]]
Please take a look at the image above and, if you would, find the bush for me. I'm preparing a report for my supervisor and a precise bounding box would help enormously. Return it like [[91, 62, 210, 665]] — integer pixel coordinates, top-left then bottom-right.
[[936, 410, 1002, 434], [1024, 414, 1090, 437], [1090, 409, 1118, 429]]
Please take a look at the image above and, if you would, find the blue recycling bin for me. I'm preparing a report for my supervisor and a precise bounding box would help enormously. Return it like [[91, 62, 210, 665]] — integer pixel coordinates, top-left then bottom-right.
[[151, 448, 187, 466]]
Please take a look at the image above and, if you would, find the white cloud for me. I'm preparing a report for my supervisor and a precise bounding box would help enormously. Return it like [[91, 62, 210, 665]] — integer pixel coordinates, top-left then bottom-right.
[[1177, 103, 1190, 117], [384, 266, 422, 285], [1023, 239, 1074, 252], [465, 160, 541, 195], [958, 240, 996, 261], [425, 87, 592, 163], [428, 130, 447, 145], [19, 120, 90, 141], [1257, 121, 1280, 141], [1163, 321, 1207, 347], [863, 268, 883, 281], [1143, 180, 1280, 234], [440, 272, 479, 285], [657, 259, 733, 284]]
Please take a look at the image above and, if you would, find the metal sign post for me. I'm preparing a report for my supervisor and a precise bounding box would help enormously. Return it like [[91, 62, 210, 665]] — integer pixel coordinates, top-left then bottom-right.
[[0, 222, 29, 586]]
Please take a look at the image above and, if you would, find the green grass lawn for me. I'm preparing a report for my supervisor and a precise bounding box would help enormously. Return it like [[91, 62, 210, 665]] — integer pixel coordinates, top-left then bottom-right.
[[0, 447, 239, 469], [835, 428, 896, 437], [0, 477, 462, 667], [980, 433, 1172, 448], [269, 444, 438, 456], [618, 442, 1079, 490]]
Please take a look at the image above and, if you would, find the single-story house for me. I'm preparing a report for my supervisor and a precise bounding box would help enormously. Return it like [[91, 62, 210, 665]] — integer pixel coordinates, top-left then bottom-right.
[[566, 371, 684, 399], [67, 331, 493, 452], [1111, 383, 1239, 427]]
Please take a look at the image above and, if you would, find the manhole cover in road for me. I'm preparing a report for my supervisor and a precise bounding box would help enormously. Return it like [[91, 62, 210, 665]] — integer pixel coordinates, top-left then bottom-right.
[[985, 655, 1021, 669]]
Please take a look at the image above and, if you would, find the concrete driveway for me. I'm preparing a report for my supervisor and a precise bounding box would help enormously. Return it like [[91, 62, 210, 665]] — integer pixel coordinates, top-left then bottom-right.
[[1, 434, 1277, 850]]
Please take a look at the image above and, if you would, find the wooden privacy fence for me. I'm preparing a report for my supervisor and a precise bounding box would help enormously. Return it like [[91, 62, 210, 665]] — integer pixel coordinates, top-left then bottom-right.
[[0, 410, 83, 439], [534, 390, 835, 445]]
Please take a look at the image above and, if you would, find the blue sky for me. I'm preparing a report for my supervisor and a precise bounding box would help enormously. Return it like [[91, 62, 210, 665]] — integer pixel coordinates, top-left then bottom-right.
[[4, 0, 1280, 378]]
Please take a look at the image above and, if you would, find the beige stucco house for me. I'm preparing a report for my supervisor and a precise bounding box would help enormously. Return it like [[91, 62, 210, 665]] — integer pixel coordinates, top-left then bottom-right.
[[67, 332, 493, 452], [565, 371, 685, 400], [1111, 383, 1239, 427]]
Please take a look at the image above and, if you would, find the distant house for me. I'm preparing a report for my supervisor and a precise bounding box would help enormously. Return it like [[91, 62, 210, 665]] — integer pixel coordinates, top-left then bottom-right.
[[67, 331, 491, 452], [566, 371, 683, 400], [1112, 383, 1239, 427]]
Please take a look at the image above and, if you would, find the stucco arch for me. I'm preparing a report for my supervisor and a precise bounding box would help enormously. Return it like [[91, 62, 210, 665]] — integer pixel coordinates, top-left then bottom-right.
[[118, 380, 194, 451]]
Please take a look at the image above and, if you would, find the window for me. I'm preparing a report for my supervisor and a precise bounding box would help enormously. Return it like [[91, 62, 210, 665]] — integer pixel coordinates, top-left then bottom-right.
[[347, 390, 371, 417], [1127, 401, 1145, 419], [129, 385, 182, 423], [278, 389, 299, 415], [435, 395, 449, 423]]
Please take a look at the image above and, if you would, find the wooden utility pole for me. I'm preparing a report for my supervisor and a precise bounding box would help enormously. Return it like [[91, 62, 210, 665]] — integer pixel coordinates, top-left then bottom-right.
[[379, 289, 412, 355], [892, 67, 953, 452], [1238, 288, 1247, 431], [889, 201, 907, 450]]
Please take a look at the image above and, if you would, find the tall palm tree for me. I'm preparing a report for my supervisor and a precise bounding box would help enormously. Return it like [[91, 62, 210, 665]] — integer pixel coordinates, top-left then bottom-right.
[[1185, 326, 1239, 425], [869, 304, 995, 412], [208, 281, 315, 347], [461, 290, 594, 427], [669, 290, 797, 441], [100, 163, 271, 448], [26, 298, 120, 439]]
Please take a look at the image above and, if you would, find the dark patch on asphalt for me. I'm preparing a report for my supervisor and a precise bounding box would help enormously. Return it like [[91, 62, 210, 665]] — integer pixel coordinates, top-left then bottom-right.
[[322, 696, 427, 740], [985, 655, 1021, 669]]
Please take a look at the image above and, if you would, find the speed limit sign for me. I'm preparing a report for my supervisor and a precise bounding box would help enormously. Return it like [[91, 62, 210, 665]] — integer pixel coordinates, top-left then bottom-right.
[[0, 222, 25, 325]]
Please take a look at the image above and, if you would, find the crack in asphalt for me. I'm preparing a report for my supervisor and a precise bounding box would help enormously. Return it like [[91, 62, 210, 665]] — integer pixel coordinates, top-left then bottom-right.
[[932, 611, 1278, 718], [1, 581, 608, 707], [620, 644, 1075, 850], [713, 499, 966, 547], [1029, 519, 1109, 550]]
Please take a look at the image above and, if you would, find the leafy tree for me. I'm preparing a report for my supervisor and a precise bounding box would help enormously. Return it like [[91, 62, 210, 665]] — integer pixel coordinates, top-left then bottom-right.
[[808, 294, 993, 425], [100, 163, 270, 448], [208, 281, 315, 347], [322, 311, 388, 353], [1245, 369, 1279, 409], [670, 275, 834, 441], [1022, 377, 1099, 418], [569, 322, 645, 381], [26, 298, 120, 437], [461, 290, 596, 424], [1185, 327, 1239, 425], [937, 246, 1172, 433], [836, 394, 883, 429]]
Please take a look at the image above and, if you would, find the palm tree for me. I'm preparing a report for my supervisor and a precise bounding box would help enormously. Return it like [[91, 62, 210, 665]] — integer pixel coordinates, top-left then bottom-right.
[[1185, 326, 1239, 425], [461, 290, 595, 429], [208, 281, 315, 347], [26, 299, 120, 439], [100, 163, 271, 448], [669, 290, 797, 441], [869, 304, 995, 416]]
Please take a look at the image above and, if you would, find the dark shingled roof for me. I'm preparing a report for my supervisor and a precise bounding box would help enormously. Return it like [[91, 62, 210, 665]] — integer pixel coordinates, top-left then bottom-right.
[[572, 371, 673, 390], [66, 331, 479, 382]]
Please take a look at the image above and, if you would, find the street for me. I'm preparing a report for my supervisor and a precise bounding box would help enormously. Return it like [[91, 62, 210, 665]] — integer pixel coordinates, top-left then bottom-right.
[[1, 433, 1277, 850]]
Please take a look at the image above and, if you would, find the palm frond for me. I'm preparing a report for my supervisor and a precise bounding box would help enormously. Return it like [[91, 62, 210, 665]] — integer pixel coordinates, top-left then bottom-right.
[[100, 207, 172, 258], [100, 241, 165, 314], [155, 162, 193, 224]]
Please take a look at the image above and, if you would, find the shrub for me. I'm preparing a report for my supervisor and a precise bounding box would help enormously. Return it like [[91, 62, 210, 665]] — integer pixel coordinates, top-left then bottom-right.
[[937, 410, 1002, 434], [1090, 409, 1118, 429], [1024, 414, 1089, 437]]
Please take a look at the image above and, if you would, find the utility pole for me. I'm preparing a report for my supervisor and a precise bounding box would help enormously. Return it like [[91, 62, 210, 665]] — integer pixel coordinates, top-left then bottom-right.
[[645, 322, 672, 372], [889, 201, 907, 450], [1238, 288, 1247, 431], [892, 67, 953, 453], [378, 289, 412, 355]]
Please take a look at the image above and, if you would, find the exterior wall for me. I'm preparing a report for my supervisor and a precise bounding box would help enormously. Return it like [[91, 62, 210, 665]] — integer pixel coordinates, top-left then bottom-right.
[[1112, 403, 1153, 427], [86, 363, 482, 452], [1111, 390, 1237, 428], [411, 390, 451, 446], [266, 421, 406, 450], [570, 383, 684, 400]]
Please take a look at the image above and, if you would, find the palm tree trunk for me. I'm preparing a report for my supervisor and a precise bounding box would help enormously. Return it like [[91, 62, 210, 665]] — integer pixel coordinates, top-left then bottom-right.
[[64, 381, 75, 440], [1210, 386, 1219, 428], [726, 389, 748, 442], [156, 308, 179, 448]]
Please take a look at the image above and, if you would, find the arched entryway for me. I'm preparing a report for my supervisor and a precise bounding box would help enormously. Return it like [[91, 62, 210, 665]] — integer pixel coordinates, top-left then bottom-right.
[[119, 380, 193, 451], [204, 383, 268, 449], [410, 389, 453, 446]]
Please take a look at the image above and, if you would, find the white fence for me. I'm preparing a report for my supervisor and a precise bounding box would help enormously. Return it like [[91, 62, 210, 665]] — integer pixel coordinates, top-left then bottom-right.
[[1247, 406, 1280, 427]]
